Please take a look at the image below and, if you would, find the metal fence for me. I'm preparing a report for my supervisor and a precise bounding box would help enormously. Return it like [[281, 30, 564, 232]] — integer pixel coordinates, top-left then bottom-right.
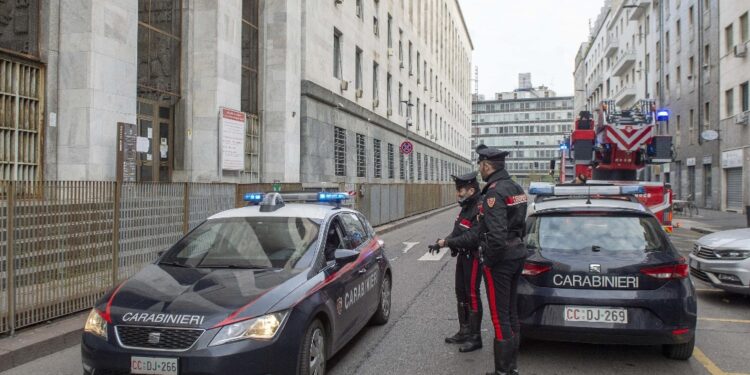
[[0, 181, 452, 335]]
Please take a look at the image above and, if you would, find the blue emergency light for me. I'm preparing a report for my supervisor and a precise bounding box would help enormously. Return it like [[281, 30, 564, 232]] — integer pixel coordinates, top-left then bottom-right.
[[656, 109, 670, 122], [619, 185, 646, 195], [317, 192, 350, 202], [528, 185, 554, 195], [529, 184, 645, 196], [243, 193, 265, 203]]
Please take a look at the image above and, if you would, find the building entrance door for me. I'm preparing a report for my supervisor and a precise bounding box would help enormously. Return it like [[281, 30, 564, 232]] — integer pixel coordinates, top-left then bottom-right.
[[136, 98, 173, 182]]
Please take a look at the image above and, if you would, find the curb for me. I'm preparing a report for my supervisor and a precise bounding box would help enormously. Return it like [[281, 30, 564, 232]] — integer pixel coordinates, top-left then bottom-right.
[[374, 204, 458, 235], [0, 312, 86, 372], [689, 226, 717, 235], [0, 204, 458, 372]]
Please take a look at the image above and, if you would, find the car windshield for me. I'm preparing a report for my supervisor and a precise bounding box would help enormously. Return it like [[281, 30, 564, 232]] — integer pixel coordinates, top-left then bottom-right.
[[526, 214, 664, 253], [160, 217, 321, 269]]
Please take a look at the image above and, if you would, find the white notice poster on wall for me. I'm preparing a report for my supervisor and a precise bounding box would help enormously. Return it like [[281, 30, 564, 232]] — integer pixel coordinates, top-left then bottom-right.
[[220, 107, 246, 171]]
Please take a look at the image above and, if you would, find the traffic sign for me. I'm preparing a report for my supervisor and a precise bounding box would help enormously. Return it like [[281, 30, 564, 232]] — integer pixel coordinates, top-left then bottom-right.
[[400, 140, 414, 155]]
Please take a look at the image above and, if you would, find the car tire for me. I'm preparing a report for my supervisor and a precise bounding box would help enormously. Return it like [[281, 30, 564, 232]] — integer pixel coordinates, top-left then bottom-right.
[[370, 272, 392, 325], [298, 319, 326, 375], [662, 337, 695, 360]]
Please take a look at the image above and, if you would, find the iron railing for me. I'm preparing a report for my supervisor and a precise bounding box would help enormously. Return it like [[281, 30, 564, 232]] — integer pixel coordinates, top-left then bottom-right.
[[0, 181, 454, 335]]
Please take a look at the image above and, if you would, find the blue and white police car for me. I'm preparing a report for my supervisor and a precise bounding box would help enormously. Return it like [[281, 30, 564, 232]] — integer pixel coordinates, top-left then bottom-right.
[[520, 184, 697, 360], [81, 192, 392, 375]]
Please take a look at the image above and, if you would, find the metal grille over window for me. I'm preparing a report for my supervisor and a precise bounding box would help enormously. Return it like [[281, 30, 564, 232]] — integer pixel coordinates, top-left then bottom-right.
[[417, 153, 422, 181], [0, 57, 44, 181], [388, 143, 395, 179], [373, 139, 382, 178], [116, 326, 203, 351], [399, 153, 406, 180], [408, 153, 414, 181], [334, 127, 347, 176], [356, 133, 366, 178]]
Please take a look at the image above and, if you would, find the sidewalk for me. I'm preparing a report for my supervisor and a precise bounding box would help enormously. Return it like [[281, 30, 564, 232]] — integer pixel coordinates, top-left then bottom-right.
[[0, 203, 458, 372], [673, 208, 748, 234]]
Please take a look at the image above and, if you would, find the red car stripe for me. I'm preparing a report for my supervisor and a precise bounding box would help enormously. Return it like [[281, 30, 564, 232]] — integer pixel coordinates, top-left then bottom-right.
[[483, 266, 503, 339], [101, 281, 127, 324]]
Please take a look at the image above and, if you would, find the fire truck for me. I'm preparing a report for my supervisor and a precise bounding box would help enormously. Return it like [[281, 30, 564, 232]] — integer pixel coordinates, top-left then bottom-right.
[[563, 99, 675, 232]]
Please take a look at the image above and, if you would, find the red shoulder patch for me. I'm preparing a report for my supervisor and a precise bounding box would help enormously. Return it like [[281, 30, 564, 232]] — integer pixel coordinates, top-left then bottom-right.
[[504, 194, 528, 206], [459, 218, 472, 229]]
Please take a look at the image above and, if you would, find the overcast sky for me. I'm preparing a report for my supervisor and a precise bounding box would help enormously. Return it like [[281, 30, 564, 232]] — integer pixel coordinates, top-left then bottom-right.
[[459, 0, 606, 97]]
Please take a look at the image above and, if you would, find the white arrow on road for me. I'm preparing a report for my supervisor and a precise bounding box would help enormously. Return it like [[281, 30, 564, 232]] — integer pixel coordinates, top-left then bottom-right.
[[418, 248, 448, 261], [402, 242, 420, 253]]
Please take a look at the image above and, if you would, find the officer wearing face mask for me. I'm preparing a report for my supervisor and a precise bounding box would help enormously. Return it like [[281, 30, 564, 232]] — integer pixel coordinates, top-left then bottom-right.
[[428, 172, 483, 353]]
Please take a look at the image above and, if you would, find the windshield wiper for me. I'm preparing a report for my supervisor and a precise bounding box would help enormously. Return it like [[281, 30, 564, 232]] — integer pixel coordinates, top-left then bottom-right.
[[196, 264, 274, 270], [159, 261, 193, 268]]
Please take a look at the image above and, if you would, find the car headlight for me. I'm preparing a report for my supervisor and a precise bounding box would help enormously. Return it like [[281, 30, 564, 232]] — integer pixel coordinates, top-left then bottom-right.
[[84, 309, 108, 340], [210, 311, 288, 346], [715, 250, 750, 260]]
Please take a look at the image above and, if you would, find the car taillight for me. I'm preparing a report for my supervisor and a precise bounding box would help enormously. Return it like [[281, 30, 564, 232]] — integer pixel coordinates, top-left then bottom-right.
[[640, 258, 688, 279], [522, 262, 551, 276]]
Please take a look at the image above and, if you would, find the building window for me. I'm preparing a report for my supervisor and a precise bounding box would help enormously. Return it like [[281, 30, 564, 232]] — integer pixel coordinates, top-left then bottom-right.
[[398, 29, 404, 66], [741, 12, 749, 44], [373, 62, 379, 105], [704, 164, 712, 203], [398, 82, 403, 115], [417, 152, 422, 180], [387, 14, 393, 48], [387, 73, 392, 114], [416, 51, 421, 81], [373, 139, 382, 178], [741, 82, 749, 112], [704, 102, 710, 128], [725, 23, 734, 55], [0, 0, 40, 57], [408, 153, 414, 180], [333, 29, 342, 79], [388, 143, 395, 179], [399, 152, 406, 180], [408, 41, 413, 75], [356, 133, 366, 178], [725, 89, 734, 117], [334, 127, 347, 176], [689, 109, 695, 145], [242, 1, 260, 116], [356, 0, 363, 18], [355, 47, 363, 92], [373, 16, 379, 36]]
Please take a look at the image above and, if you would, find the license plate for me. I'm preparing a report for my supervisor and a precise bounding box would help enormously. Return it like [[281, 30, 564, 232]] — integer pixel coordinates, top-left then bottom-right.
[[131, 356, 178, 375], [564, 306, 628, 324]]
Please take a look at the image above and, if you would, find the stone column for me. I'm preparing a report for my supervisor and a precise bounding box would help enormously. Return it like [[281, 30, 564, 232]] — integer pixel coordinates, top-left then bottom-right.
[[259, 0, 302, 183], [181, 0, 243, 182], [56, 0, 138, 180]]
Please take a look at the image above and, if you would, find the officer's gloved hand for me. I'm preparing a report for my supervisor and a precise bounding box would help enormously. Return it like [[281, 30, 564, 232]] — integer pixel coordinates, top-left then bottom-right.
[[427, 242, 441, 254], [450, 248, 458, 257]]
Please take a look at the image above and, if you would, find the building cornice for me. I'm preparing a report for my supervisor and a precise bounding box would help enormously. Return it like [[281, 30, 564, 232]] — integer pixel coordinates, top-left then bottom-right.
[[454, 0, 474, 50]]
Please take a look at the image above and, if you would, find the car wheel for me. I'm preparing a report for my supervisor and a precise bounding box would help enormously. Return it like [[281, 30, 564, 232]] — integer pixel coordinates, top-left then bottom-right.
[[662, 336, 695, 360], [370, 272, 392, 325], [298, 320, 326, 375]]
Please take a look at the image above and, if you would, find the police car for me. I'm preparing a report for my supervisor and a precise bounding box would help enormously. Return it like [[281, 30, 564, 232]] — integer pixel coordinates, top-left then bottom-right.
[[519, 184, 697, 360], [82, 192, 392, 375]]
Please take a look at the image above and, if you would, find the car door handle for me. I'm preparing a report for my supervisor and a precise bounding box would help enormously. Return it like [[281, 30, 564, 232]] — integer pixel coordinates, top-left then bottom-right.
[[358, 268, 368, 275], [376, 255, 384, 261]]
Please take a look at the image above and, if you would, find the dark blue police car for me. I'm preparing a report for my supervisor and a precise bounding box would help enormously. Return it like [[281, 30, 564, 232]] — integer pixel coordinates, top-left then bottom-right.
[[519, 184, 697, 360], [82, 192, 392, 375]]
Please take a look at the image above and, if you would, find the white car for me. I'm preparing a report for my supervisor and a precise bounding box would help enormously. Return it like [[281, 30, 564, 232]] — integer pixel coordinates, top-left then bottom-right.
[[689, 229, 750, 295]]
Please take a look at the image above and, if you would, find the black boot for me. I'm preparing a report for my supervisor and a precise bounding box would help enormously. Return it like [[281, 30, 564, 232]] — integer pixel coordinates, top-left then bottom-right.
[[485, 339, 514, 375], [459, 310, 482, 352], [509, 335, 519, 375], [445, 303, 470, 344]]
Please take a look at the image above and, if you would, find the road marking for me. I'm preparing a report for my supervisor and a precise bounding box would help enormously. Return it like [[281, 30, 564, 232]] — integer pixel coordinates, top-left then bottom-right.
[[402, 242, 420, 254], [699, 317, 750, 324], [418, 248, 448, 261], [696, 288, 724, 293], [694, 347, 725, 375], [389, 257, 398, 262]]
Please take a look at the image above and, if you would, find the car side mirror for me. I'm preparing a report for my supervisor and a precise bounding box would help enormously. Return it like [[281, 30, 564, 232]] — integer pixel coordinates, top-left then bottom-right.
[[334, 249, 359, 266]]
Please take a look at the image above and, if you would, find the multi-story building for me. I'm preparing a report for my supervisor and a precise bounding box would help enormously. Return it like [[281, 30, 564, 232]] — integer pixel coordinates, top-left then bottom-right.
[[718, 2, 750, 211], [574, 0, 722, 209], [472, 75, 574, 181], [0, 0, 472, 184]]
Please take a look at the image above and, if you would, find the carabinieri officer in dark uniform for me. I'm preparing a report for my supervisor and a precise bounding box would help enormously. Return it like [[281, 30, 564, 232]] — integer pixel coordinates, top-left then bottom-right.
[[431, 172, 483, 353], [436, 145, 528, 375]]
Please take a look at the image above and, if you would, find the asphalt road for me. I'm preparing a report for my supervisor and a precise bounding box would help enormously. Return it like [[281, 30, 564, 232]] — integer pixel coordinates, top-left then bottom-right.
[[3, 209, 749, 375]]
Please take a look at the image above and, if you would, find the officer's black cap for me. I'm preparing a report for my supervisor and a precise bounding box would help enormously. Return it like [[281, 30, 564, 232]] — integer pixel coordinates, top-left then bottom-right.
[[476, 145, 510, 163], [451, 171, 478, 188]]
